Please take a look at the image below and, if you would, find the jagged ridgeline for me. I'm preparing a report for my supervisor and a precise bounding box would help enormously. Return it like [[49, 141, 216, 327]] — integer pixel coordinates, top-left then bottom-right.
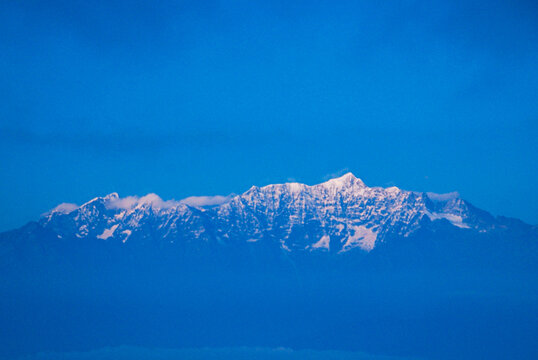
[[23, 173, 536, 252]]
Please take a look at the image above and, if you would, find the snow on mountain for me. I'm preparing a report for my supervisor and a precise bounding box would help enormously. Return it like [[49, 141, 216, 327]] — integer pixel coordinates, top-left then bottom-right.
[[38, 173, 507, 253]]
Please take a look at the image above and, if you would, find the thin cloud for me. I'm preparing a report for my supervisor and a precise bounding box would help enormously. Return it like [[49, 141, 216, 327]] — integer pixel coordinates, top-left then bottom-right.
[[106, 193, 181, 210], [323, 168, 351, 181], [43, 202, 79, 216], [180, 195, 233, 207]]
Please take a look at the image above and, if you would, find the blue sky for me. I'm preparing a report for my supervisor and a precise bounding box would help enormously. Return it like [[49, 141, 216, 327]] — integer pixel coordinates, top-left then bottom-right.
[[0, 0, 537, 231]]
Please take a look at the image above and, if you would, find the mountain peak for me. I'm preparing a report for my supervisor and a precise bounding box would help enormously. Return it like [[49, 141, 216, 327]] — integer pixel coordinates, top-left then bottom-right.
[[321, 172, 365, 188], [80, 192, 119, 208]]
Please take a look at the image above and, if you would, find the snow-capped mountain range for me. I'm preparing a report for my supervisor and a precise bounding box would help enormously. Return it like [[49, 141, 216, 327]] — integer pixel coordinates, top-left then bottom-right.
[[37, 173, 517, 254], [2, 173, 537, 360]]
